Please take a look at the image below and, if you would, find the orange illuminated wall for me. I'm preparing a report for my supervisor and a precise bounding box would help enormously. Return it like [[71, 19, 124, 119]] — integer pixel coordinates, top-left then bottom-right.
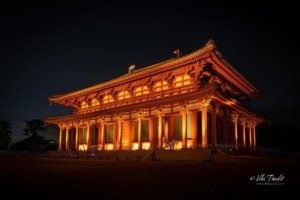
[[122, 121, 130, 150]]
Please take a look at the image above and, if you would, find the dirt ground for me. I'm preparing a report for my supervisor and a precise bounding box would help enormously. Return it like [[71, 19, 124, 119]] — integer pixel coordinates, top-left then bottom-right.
[[0, 156, 299, 199]]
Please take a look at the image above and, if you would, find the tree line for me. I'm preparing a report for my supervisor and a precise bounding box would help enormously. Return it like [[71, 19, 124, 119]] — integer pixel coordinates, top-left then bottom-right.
[[0, 119, 57, 151]]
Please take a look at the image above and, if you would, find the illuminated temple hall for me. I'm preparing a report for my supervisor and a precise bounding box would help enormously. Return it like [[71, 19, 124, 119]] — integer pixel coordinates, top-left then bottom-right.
[[46, 40, 265, 153]]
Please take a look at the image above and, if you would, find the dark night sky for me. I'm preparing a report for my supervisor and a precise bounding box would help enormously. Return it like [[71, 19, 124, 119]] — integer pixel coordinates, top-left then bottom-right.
[[0, 1, 299, 143]]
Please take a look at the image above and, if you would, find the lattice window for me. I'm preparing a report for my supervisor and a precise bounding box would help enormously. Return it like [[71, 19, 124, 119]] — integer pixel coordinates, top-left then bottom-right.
[[153, 80, 169, 92], [118, 90, 130, 100], [91, 98, 100, 106], [81, 101, 88, 109], [134, 86, 149, 96], [79, 127, 88, 143], [173, 74, 192, 87], [103, 95, 114, 104]]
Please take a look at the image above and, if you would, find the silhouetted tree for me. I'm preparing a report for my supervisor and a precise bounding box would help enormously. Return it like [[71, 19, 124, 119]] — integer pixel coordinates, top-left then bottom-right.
[[23, 119, 47, 137], [10, 119, 48, 151], [0, 120, 12, 150]]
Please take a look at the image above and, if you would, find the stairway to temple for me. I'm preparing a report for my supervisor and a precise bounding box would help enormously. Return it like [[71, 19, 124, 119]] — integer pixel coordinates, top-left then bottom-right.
[[48, 149, 226, 162], [154, 149, 212, 161], [98, 150, 125, 160]]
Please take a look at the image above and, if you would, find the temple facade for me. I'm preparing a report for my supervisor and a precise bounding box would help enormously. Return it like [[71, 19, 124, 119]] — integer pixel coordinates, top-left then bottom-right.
[[46, 40, 264, 152]]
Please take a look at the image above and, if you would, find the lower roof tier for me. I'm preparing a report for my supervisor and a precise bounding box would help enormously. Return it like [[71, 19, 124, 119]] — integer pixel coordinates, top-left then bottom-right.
[[46, 85, 265, 126]]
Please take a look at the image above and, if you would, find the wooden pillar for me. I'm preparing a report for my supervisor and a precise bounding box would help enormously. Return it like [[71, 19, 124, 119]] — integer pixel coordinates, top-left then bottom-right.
[[138, 113, 142, 150], [130, 121, 134, 150], [249, 123, 252, 148], [101, 119, 105, 150], [201, 101, 209, 148], [149, 118, 154, 150], [234, 114, 238, 149], [211, 108, 217, 148], [242, 120, 246, 147], [86, 122, 91, 150], [58, 126, 63, 151], [75, 125, 79, 150], [253, 124, 256, 149], [163, 116, 169, 142], [182, 108, 187, 149], [117, 117, 122, 150], [191, 111, 198, 149], [97, 124, 101, 150], [201, 107, 208, 148], [113, 123, 118, 150], [158, 111, 163, 149], [65, 127, 69, 151]]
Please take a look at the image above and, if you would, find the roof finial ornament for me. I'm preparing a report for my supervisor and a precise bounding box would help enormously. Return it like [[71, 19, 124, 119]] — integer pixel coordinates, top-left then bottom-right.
[[173, 49, 182, 58], [206, 38, 216, 47], [128, 65, 136, 74]]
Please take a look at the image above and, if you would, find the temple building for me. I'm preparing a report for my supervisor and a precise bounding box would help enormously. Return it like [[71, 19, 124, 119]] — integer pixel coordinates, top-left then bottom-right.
[[45, 40, 265, 152]]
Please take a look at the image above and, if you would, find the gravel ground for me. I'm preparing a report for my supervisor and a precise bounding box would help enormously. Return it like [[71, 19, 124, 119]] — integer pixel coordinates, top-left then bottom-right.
[[0, 156, 298, 199]]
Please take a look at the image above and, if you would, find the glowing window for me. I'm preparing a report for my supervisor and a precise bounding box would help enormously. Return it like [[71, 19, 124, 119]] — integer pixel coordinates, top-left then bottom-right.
[[174, 141, 182, 150], [79, 128, 88, 144], [153, 80, 169, 92], [173, 74, 192, 87], [105, 144, 114, 151], [81, 101, 88, 109], [118, 90, 130, 100], [142, 142, 151, 150], [132, 142, 139, 150], [134, 86, 149, 96], [91, 98, 100, 106], [103, 95, 114, 104], [78, 144, 87, 151]]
